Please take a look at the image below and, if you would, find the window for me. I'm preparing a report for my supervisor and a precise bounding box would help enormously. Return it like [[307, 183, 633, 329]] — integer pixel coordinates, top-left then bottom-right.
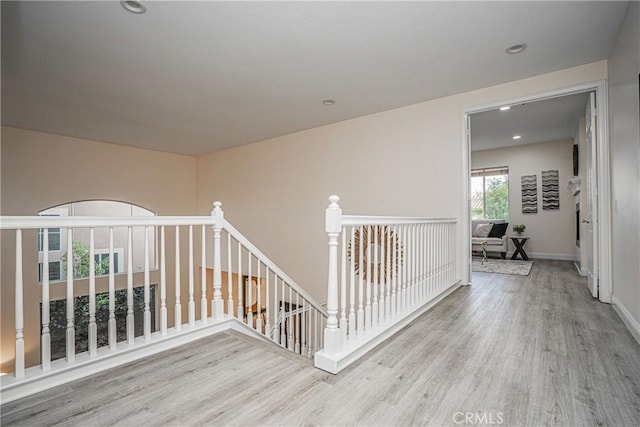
[[38, 228, 61, 251], [94, 249, 123, 275], [38, 261, 61, 282], [471, 167, 509, 220]]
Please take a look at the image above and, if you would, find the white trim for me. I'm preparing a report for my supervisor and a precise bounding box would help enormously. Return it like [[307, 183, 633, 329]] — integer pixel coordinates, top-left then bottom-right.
[[1, 216, 217, 229], [314, 281, 461, 374], [594, 80, 611, 303], [461, 79, 612, 303], [526, 252, 578, 261], [461, 114, 472, 285], [612, 295, 640, 346], [342, 215, 456, 226], [0, 316, 271, 404]]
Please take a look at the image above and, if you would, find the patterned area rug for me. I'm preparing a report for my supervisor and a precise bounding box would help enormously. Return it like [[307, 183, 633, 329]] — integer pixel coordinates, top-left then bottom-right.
[[472, 257, 533, 276]]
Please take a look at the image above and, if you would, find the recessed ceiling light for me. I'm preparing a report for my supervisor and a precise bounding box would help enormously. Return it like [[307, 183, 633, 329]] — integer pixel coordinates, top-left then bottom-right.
[[499, 106, 511, 111], [322, 99, 336, 106], [121, 0, 147, 14], [513, 135, 522, 140], [505, 43, 527, 54]]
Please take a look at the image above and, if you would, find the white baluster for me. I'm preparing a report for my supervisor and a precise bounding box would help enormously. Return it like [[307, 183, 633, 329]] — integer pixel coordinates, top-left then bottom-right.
[[88, 228, 97, 357], [188, 225, 195, 327], [127, 227, 134, 345], [227, 232, 233, 316], [265, 267, 271, 337], [307, 305, 312, 356], [348, 227, 356, 340], [174, 226, 182, 331], [273, 272, 278, 342], [256, 262, 263, 334], [380, 225, 386, 322], [402, 224, 408, 311], [295, 292, 300, 353], [42, 229, 52, 368], [452, 223, 456, 283], [426, 223, 430, 298], [212, 201, 224, 320], [280, 277, 286, 347], [372, 225, 379, 327], [391, 225, 397, 318], [144, 226, 151, 340], [437, 223, 442, 289], [420, 223, 425, 301], [385, 225, 391, 320], [357, 225, 364, 335], [160, 226, 167, 335], [288, 285, 293, 350], [431, 223, 436, 291], [301, 299, 307, 355], [324, 195, 342, 353], [237, 242, 243, 319], [412, 224, 417, 306], [15, 229, 25, 378], [365, 225, 372, 330], [65, 228, 75, 363], [308, 308, 314, 355], [108, 227, 116, 350], [427, 223, 432, 298], [201, 225, 207, 322], [339, 228, 347, 339], [247, 252, 253, 328]]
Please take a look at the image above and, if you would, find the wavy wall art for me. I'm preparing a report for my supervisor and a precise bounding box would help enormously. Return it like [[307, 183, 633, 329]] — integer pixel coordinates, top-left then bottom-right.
[[542, 170, 560, 210], [521, 175, 538, 214]]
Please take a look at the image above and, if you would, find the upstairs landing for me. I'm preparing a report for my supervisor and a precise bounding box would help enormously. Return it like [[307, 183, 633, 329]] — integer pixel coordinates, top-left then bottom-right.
[[2, 261, 640, 426]]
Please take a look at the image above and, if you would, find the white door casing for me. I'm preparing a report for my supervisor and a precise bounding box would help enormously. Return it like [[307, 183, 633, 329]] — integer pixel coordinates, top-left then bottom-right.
[[585, 91, 599, 298]]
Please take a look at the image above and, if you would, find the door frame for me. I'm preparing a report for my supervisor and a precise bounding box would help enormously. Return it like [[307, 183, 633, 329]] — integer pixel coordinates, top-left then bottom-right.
[[460, 79, 611, 303]]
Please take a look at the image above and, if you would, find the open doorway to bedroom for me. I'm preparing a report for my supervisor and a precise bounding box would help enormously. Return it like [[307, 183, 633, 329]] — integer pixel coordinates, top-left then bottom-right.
[[462, 82, 611, 303]]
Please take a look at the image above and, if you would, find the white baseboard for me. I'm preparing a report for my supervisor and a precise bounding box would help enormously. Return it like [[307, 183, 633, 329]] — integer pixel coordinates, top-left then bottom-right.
[[525, 252, 578, 261], [612, 295, 640, 346]]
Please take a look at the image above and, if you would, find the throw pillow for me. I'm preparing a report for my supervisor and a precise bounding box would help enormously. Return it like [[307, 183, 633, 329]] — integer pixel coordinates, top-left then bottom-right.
[[472, 223, 493, 238], [488, 222, 509, 238]]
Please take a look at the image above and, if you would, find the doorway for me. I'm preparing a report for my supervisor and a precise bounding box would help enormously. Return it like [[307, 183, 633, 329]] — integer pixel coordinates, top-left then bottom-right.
[[461, 81, 611, 303]]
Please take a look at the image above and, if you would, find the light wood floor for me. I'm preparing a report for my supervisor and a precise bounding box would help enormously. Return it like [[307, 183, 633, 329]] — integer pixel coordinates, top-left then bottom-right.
[[2, 260, 640, 426]]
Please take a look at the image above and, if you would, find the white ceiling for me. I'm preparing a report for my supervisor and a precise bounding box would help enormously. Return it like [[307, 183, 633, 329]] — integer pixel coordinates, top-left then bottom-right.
[[1, 1, 628, 156], [470, 92, 590, 152]]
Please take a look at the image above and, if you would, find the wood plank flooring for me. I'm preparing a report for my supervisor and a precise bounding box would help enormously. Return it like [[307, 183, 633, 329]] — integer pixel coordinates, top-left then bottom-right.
[[2, 260, 640, 426]]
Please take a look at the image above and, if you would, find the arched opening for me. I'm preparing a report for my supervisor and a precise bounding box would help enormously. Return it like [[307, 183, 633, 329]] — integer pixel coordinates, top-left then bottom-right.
[[38, 200, 156, 283]]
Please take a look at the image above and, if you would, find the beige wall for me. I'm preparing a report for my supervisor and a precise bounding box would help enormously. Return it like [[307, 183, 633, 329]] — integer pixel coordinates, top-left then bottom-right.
[[1, 127, 197, 371], [608, 3, 640, 326], [197, 61, 607, 299], [472, 140, 576, 259]]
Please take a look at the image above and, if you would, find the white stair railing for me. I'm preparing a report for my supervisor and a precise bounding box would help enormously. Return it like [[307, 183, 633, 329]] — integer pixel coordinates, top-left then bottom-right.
[[0, 202, 326, 402], [218, 206, 327, 356], [314, 195, 460, 374]]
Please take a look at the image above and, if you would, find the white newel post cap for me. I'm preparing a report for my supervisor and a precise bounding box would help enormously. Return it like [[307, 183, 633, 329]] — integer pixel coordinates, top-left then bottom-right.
[[326, 195, 342, 233], [212, 201, 224, 226]]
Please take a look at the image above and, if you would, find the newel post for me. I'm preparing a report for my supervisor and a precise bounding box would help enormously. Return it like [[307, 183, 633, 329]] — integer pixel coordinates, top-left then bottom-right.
[[212, 201, 225, 320], [324, 195, 343, 354]]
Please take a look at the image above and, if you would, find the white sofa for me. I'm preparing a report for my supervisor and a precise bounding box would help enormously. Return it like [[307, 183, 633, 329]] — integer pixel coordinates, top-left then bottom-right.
[[471, 219, 508, 259]]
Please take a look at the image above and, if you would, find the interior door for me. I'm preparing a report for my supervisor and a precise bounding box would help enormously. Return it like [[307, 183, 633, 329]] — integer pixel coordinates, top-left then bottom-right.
[[585, 92, 599, 298]]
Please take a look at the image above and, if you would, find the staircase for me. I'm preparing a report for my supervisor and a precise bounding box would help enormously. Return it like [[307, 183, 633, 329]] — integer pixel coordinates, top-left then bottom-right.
[[0, 196, 459, 403]]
